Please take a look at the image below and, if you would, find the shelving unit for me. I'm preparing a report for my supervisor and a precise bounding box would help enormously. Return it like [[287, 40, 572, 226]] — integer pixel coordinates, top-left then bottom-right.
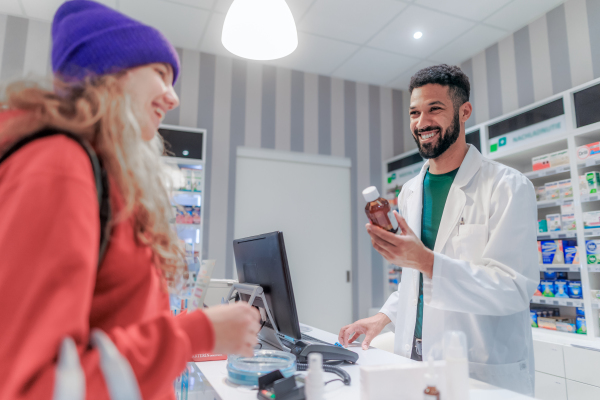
[[383, 76, 600, 345]]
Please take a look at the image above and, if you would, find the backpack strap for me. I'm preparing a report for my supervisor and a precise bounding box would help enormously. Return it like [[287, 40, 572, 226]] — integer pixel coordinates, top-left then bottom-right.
[[0, 129, 112, 268]]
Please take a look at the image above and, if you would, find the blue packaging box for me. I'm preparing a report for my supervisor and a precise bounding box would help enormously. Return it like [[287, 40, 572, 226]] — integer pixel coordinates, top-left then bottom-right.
[[555, 280, 569, 298], [563, 240, 578, 264], [577, 317, 587, 334], [541, 280, 555, 297], [544, 272, 557, 280], [530, 311, 538, 328], [568, 281, 583, 299], [576, 307, 585, 316]]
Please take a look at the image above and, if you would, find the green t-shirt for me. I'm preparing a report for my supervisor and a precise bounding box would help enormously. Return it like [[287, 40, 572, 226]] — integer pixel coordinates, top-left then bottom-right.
[[414, 167, 459, 340]]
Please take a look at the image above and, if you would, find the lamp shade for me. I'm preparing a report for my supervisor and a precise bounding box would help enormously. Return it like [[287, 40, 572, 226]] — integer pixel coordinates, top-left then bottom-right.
[[222, 0, 298, 60]]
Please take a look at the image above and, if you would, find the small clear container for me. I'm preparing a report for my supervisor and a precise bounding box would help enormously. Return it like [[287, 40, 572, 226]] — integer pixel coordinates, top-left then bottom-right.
[[226, 350, 296, 387]]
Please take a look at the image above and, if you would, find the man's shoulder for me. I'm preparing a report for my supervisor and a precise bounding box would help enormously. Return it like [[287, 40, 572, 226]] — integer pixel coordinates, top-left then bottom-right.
[[480, 155, 528, 181]]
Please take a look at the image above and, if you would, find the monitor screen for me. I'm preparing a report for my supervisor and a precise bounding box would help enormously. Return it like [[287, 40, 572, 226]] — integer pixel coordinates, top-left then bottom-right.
[[233, 232, 301, 340]]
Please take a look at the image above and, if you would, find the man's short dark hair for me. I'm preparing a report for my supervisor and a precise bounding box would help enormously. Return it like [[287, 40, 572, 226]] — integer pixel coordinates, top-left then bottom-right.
[[409, 64, 470, 110]]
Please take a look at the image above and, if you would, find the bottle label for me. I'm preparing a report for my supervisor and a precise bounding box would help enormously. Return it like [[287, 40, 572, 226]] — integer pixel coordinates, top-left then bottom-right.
[[388, 211, 399, 231]]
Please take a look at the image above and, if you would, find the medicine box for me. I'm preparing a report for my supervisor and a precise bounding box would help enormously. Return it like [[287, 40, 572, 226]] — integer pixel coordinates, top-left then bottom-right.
[[536, 187, 546, 201], [577, 142, 600, 161], [558, 179, 573, 199], [549, 149, 569, 168], [556, 319, 576, 333], [538, 219, 548, 233], [561, 203, 574, 215], [561, 214, 576, 231], [586, 240, 600, 264], [545, 182, 560, 200], [567, 281, 582, 299], [541, 240, 565, 264], [532, 154, 551, 171], [584, 171, 600, 194], [563, 240, 578, 264], [580, 175, 588, 195], [554, 280, 569, 298], [546, 214, 562, 232], [541, 280, 556, 297], [583, 211, 600, 229], [537, 241, 543, 264], [590, 290, 600, 299], [576, 317, 587, 334]]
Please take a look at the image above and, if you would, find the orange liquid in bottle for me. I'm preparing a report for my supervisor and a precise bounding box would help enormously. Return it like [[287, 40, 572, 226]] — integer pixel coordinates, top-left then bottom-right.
[[363, 186, 398, 233]]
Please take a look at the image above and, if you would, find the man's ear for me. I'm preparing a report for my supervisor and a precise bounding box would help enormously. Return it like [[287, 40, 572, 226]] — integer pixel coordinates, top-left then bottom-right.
[[460, 101, 473, 123]]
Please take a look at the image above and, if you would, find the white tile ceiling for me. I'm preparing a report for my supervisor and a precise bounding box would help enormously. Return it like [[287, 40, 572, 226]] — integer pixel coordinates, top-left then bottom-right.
[[0, 0, 566, 90]]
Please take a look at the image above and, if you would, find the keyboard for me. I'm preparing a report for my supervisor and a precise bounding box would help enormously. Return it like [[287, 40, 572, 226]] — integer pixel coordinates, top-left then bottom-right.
[[300, 333, 332, 345]]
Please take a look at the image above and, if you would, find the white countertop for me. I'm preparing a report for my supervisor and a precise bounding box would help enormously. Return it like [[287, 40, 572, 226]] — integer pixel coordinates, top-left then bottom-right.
[[195, 324, 534, 400]]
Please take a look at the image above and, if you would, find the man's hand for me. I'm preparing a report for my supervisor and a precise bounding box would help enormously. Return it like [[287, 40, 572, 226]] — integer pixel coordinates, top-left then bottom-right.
[[338, 313, 391, 350], [204, 303, 261, 357], [367, 211, 434, 278]]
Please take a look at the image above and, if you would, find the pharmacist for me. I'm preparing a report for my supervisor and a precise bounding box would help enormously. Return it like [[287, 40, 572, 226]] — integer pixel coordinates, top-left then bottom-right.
[[338, 65, 539, 396]]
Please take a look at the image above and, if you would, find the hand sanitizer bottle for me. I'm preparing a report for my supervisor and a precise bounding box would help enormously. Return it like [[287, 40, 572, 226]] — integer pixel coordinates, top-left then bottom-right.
[[363, 186, 399, 233], [304, 353, 324, 400]]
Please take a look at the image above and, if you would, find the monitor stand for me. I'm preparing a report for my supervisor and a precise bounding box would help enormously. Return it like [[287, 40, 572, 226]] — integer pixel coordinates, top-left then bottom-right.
[[224, 283, 290, 352]]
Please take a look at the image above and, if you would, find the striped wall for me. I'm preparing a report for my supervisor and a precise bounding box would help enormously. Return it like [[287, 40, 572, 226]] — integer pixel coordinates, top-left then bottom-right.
[[462, 0, 600, 127], [0, 13, 412, 317]]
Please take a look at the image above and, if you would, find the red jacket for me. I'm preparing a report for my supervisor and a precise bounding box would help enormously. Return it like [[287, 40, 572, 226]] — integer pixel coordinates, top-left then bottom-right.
[[0, 127, 214, 399]]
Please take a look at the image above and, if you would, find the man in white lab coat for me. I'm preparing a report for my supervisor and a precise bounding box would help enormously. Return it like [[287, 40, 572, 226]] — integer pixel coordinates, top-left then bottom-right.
[[338, 65, 539, 396]]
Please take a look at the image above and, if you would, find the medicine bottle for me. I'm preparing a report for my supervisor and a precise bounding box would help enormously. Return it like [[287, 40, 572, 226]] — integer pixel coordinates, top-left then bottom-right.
[[362, 186, 398, 233], [423, 356, 440, 400]]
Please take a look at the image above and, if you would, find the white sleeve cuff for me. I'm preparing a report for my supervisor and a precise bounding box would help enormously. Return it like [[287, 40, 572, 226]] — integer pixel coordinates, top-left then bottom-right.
[[423, 252, 444, 306]]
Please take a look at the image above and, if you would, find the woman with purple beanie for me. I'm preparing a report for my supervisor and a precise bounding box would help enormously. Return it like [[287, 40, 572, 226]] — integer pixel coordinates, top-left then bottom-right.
[[0, 1, 259, 399]]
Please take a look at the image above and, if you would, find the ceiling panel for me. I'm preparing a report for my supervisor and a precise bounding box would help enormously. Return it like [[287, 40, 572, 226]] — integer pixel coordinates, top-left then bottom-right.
[[260, 32, 359, 76], [367, 5, 475, 59], [0, 0, 23, 17], [484, 0, 565, 31], [299, 0, 407, 45], [414, 0, 512, 21], [166, 0, 215, 10], [198, 12, 231, 57], [388, 60, 437, 90], [21, 0, 117, 20], [214, 0, 315, 21], [120, 0, 210, 49], [428, 25, 508, 65], [332, 47, 419, 85]]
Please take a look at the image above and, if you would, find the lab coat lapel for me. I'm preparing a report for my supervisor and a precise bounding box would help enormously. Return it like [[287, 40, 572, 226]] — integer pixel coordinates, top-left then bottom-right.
[[404, 163, 427, 239], [434, 145, 482, 253]]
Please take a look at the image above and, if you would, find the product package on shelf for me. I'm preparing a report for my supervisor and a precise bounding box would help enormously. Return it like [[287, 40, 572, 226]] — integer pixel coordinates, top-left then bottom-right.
[[577, 142, 600, 162], [532, 150, 569, 171], [563, 240, 579, 264], [560, 203, 576, 231], [584, 171, 600, 194], [536, 187, 546, 201], [538, 219, 548, 233], [558, 179, 573, 199], [540, 240, 565, 264], [587, 240, 600, 264], [533, 154, 550, 171], [546, 214, 562, 232], [584, 211, 600, 230], [545, 182, 560, 200]]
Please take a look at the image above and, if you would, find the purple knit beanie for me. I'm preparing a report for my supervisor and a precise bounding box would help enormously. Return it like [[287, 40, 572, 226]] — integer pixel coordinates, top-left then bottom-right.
[[52, 0, 180, 84]]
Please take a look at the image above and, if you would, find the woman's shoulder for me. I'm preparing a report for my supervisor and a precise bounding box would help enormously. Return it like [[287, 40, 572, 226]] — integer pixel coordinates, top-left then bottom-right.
[[1, 134, 95, 184]]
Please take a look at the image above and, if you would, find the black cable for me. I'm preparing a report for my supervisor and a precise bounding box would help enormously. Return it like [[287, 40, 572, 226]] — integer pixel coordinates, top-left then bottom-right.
[[324, 378, 343, 386], [296, 362, 351, 386]]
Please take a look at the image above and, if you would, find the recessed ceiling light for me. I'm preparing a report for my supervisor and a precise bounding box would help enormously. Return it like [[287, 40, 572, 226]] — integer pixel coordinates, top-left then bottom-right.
[[413, 31, 423, 39]]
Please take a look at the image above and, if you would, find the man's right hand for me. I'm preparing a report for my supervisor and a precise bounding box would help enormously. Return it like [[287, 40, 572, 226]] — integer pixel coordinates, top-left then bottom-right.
[[338, 313, 391, 350], [204, 302, 261, 357]]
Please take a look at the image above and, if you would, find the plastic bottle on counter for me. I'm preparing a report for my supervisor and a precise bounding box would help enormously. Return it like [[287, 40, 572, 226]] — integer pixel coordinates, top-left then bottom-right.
[[363, 186, 399, 233], [423, 355, 440, 399], [443, 331, 469, 400], [304, 352, 324, 400]]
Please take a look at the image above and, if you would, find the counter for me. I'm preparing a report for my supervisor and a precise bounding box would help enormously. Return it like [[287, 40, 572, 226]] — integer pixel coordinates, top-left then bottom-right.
[[190, 324, 534, 400]]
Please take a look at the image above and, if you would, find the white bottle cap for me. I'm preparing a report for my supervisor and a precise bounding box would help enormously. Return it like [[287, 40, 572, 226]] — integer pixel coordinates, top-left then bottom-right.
[[308, 352, 323, 370], [425, 355, 437, 387], [362, 186, 380, 203]]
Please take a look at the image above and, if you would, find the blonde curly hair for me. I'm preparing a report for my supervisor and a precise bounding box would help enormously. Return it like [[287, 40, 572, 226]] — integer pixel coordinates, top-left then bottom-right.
[[0, 75, 187, 291]]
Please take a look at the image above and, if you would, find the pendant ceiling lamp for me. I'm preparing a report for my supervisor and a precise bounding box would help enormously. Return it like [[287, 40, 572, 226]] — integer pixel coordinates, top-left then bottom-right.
[[222, 0, 298, 61]]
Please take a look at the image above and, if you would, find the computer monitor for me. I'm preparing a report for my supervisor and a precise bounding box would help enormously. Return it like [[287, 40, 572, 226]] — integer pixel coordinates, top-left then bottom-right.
[[232, 231, 302, 341]]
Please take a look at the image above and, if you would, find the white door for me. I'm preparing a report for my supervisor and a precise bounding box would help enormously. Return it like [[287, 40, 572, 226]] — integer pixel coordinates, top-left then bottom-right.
[[234, 147, 353, 334]]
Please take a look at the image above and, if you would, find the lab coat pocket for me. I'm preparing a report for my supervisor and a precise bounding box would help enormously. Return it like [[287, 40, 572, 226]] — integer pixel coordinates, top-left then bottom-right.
[[452, 224, 487, 263], [469, 360, 533, 396]]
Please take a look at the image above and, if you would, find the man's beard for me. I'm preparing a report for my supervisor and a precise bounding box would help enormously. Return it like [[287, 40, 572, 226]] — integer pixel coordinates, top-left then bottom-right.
[[412, 110, 461, 159]]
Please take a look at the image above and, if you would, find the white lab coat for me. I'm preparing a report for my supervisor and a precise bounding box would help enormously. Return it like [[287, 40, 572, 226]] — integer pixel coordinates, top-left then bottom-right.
[[379, 145, 539, 396]]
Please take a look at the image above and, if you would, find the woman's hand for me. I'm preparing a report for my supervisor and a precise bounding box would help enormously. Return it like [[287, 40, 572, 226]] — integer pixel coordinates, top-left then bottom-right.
[[204, 302, 261, 357]]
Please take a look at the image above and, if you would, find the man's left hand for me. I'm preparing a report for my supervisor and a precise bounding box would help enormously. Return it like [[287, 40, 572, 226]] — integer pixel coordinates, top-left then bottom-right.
[[367, 211, 434, 278]]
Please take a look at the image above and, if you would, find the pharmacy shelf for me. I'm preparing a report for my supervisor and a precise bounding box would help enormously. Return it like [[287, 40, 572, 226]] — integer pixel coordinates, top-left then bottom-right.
[[581, 193, 600, 203], [531, 296, 584, 307], [537, 199, 572, 209], [584, 228, 600, 237], [577, 158, 600, 169], [539, 264, 580, 272], [537, 231, 577, 240], [172, 190, 202, 196], [525, 165, 570, 180], [175, 223, 202, 230], [589, 265, 600, 272], [592, 300, 600, 309]]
